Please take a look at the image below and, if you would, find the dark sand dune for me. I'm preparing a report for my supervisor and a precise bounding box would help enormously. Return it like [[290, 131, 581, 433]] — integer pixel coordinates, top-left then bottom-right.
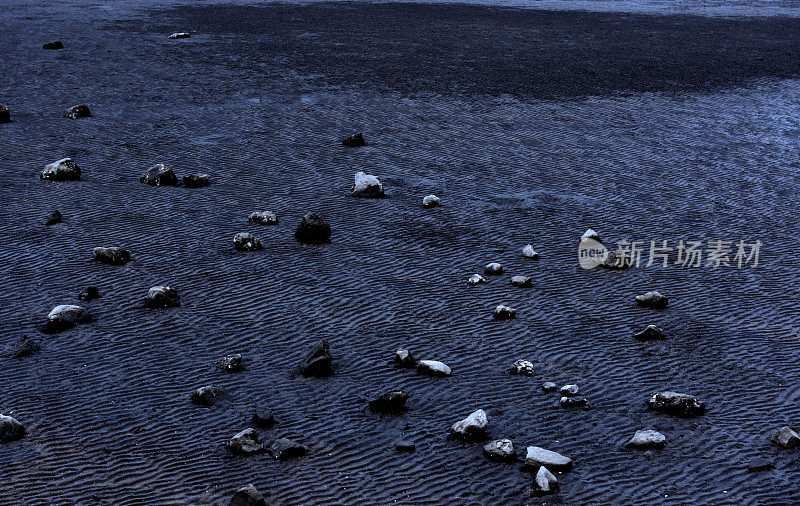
[[2, 1, 800, 504]]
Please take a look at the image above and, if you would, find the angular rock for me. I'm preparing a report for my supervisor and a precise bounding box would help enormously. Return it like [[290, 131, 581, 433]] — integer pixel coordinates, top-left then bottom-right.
[[0, 104, 9, 123], [483, 439, 515, 461], [484, 262, 503, 275], [522, 244, 539, 259], [525, 446, 572, 471], [509, 359, 534, 376], [467, 274, 487, 285], [270, 438, 307, 460], [168, 32, 190, 39], [534, 466, 558, 494], [43, 304, 91, 333], [63, 104, 90, 119], [416, 360, 451, 377], [217, 354, 243, 372], [183, 173, 210, 188], [627, 429, 666, 449], [252, 408, 275, 429], [45, 209, 62, 225], [422, 195, 440, 208], [92, 246, 131, 266], [542, 381, 557, 392], [636, 291, 669, 309], [41, 158, 81, 181], [634, 325, 666, 341], [191, 386, 224, 406], [394, 348, 416, 369], [451, 409, 488, 440], [78, 286, 100, 301], [144, 285, 180, 309], [771, 426, 800, 449], [647, 391, 705, 417], [341, 132, 365, 147], [560, 384, 579, 396], [43, 40, 63, 50], [248, 211, 277, 225], [140, 163, 177, 186], [233, 232, 262, 252], [227, 428, 264, 455], [11, 336, 40, 359], [560, 396, 589, 409], [0, 415, 25, 443], [493, 305, 516, 320], [510, 275, 532, 288], [229, 484, 267, 506], [394, 439, 416, 452], [369, 390, 409, 414], [351, 171, 384, 198], [295, 213, 331, 244], [299, 340, 332, 377]]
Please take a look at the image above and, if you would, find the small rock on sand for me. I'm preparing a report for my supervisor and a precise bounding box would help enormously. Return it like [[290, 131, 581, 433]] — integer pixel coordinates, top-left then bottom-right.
[[270, 438, 307, 460], [634, 325, 666, 341], [227, 428, 264, 455], [483, 439, 515, 461], [493, 305, 516, 320], [295, 213, 331, 244], [395, 439, 416, 452], [533, 466, 558, 494], [43, 304, 91, 333], [747, 459, 775, 472], [299, 340, 332, 377], [525, 446, 572, 471], [417, 360, 451, 377], [647, 391, 705, 417], [0, 104, 9, 123], [560, 384, 579, 396], [45, 210, 62, 225], [467, 274, 487, 285], [41, 158, 81, 181], [484, 262, 503, 275], [510, 275, 532, 288], [627, 429, 666, 449], [771, 426, 800, 449], [394, 349, 416, 368], [168, 32, 190, 39], [422, 195, 440, 208], [63, 104, 90, 119], [542, 382, 557, 392], [43, 40, 63, 50], [229, 484, 267, 506], [92, 246, 131, 266], [191, 386, 224, 406], [342, 132, 365, 147], [233, 232, 262, 251], [183, 173, 210, 188], [351, 171, 384, 198], [144, 285, 180, 309], [581, 229, 601, 242], [522, 244, 539, 259], [636, 291, 669, 309], [509, 359, 534, 376], [369, 390, 409, 414], [140, 164, 177, 186], [217, 354, 244, 372], [0, 415, 26, 443], [560, 396, 589, 409], [248, 211, 277, 225], [451, 409, 488, 440]]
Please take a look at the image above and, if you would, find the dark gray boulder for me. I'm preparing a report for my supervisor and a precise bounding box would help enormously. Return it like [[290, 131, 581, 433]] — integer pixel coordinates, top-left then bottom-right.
[[191, 386, 224, 406], [299, 340, 332, 377], [64, 105, 90, 119], [144, 285, 180, 308], [368, 390, 409, 414], [342, 132, 365, 147], [233, 232, 262, 251], [560, 396, 590, 409], [647, 391, 705, 417], [227, 428, 264, 455], [493, 305, 516, 320], [183, 173, 210, 188], [509, 359, 534, 376], [140, 164, 178, 186], [394, 439, 416, 452], [217, 354, 243, 372], [0, 415, 25, 443], [634, 325, 666, 341], [229, 484, 267, 506], [295, 213, 331, 244], [43, 304, 91, 333], [78, 286, 100, 301], [41, 158, 80, 181], [43, 40, 63, 50], [0, 104, 9, 123], [270, 438, 307, 460], [252, 408, 275, 429], [92, 246, 131, 266], [45, 210, 62, 225], [636, 291, 669, 309]]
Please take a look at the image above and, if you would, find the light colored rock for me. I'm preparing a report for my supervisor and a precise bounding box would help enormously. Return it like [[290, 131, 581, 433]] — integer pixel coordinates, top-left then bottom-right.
[[483, 439, 515, 460], [510, 359, 534, 376], [493, 305, 516, 320], [422, 194, 440, 208], [45, 304, 91, 332], [467, 274, 487, 285], [534, 466, 558, 494], [542, 381, 557, 392], [772, 426, 800, 448], [525, 446, 572, 471], [451, 409, 488, 439], [92, 246, 131, 266], [351, 171, 384, 197], [510, 275, 532, 287], [248, 211, 277, 225], [628, 429, 666, 449], [581, 229, 601, 242], [417, 360, 451, 377], [227, 428, 264, 455], [560, 384, 579, 396], [41, 158, 81, 181], [636, 291, 668, 309], [522, 244, 539, 259], [484, 262, 503, 275], [168, 32, 190, 39]]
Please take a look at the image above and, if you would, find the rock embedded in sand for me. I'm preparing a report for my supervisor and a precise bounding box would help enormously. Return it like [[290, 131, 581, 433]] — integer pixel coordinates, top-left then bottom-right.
[[542, 381, 557, 392], [229, 484, 267, 506], [493, 305, 516, 320], [299, 340, 332, 377], [63, 104, 90, 119], [248, 211, 277, 225], [11, 336, 41, 359], [560, 384, 579, 396], [451, 409, 488, 440], [183, 173, 210, 188], [233, 232, 262, 252], [217, 354, 243, 372], [227, 428, 264, 455], [144, 285, 180, 309], [484, 262, 503, 275], [394, 348, 416, 368], [44, 304, 91, 333], [510, 275, 532, 288], [395, 439, 416, 452], [191, 386, 224, 406], [140, 164, 178, 186], [270, 438, 307, 460], [627, 429, 666, 449], [522, 244, 539, 259], [534, 466, 558, 494], [369, 390, 409, 414], [43, 40, 63, 50], [78, 286, 100, 301], [252, 408, 275, 429], [525, 446, 572, 471], [636, 291, 669, 309], [422, 194, 440, 208], [295, 213, 331, 244], [509, 359, 534, 376], [92, 246, 131, 266], [0, 104, 9, 123], [560, 396, 589, 409], [467, 274, 487, 285], [771, 426, 800, 449], [648, 391, 705, 417], [351, 171, 384, 198], [0, 415, 26, 443], [41, 158, 81, 181], [341, 132, 365, 147], [168, 32, 190, 39], [416, 360, 451, 377], [483, 439, 515, 461], [747, 458, 775, 472], [45, 210, 62, 225], [634, 325, 666, 341]]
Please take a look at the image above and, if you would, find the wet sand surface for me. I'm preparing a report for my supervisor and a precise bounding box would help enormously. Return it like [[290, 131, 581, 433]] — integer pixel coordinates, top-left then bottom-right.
[[2, 1, 800, 504]]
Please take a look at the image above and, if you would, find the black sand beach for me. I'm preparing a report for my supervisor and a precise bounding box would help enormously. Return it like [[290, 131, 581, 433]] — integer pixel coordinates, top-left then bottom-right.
[[2, 1, 800, 504]]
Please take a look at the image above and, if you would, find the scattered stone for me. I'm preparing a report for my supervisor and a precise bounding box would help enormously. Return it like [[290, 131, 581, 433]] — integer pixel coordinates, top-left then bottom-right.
[[451, 409, 488, 440], [45, 210, 62, 225], [0, 105, 9, 123], [560, 385, 579, 396], [467, 274, 487, 285], [43, 40, 63, 50], [0, 415, 25, 443], [747, 458, 775, 472], [248, 211, 277, 225], [771, 426, 800, 449], [78, 286, 100, 301], [299, 340, 332, 377], [510, 275, 532, 288], [627, 429, 666, 449], [92, 246, 131, 266], [422, 195, 440, 208], [270, 438, 307, 460], [483, 439, 515, 461], [581, 229, 601, 242], [369, 390, 409, 414], [636, 291, 669, 309], [11, 336, 40, 359], [394, 349, 416, 368], [560, 396, 589, 409], [634, 325, 666, 341], [227, 428, 264, 455], [416, 360, 451, 377], [493, 305, 516, 320], [168, 32, 191, 39], [43, 304, 91, 333], [533, 466, 558, 494], [395, 439, 416, 452], [140, 164, 177, 186], [229, 484, 267, 506], [233, 232, 262, 252], [522, 244, 539, 259], [525, 446, 572, 471], [191, 386, 224, 406], [63, 104, 90, 119], [144, 285, 180, 309], [41, 158, 80, 181], [217, 354, 243, 372], [600, 251, 632, 270], [183, 173, 210, 188], [351, 171, 384, 198], [295, 213, 331, 244], [542, 382, 557, 392], [252, 408, 275, 429], [484, 262, 503, 275], [342, 132, 365, 147], [509, 359, 534, 376], [647, 391, 705, 417]]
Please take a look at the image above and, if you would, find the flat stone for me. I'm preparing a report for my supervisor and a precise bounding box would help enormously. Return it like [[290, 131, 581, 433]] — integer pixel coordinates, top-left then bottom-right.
[[747, 458, 775, 472], [248, 211, 277, 225], [44, 304, 91, 333], [483, 439, 515, 461], [369, 390, 409, 414], [92, 246, 131, 266], [168, 32, 190, 39], [525, 446, 572, 471], [560, 396, 589, 409], [43, 40, 63, 50], [394, 439, 416, 452], [183, 173, 210, 188], [648, 391, 705, 417], [493, 305, 516, 320], [270, 438, 307, 460], [41, 158, 81, 181], [627, 429, 666, 449], [417, 360, 451, 377]]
